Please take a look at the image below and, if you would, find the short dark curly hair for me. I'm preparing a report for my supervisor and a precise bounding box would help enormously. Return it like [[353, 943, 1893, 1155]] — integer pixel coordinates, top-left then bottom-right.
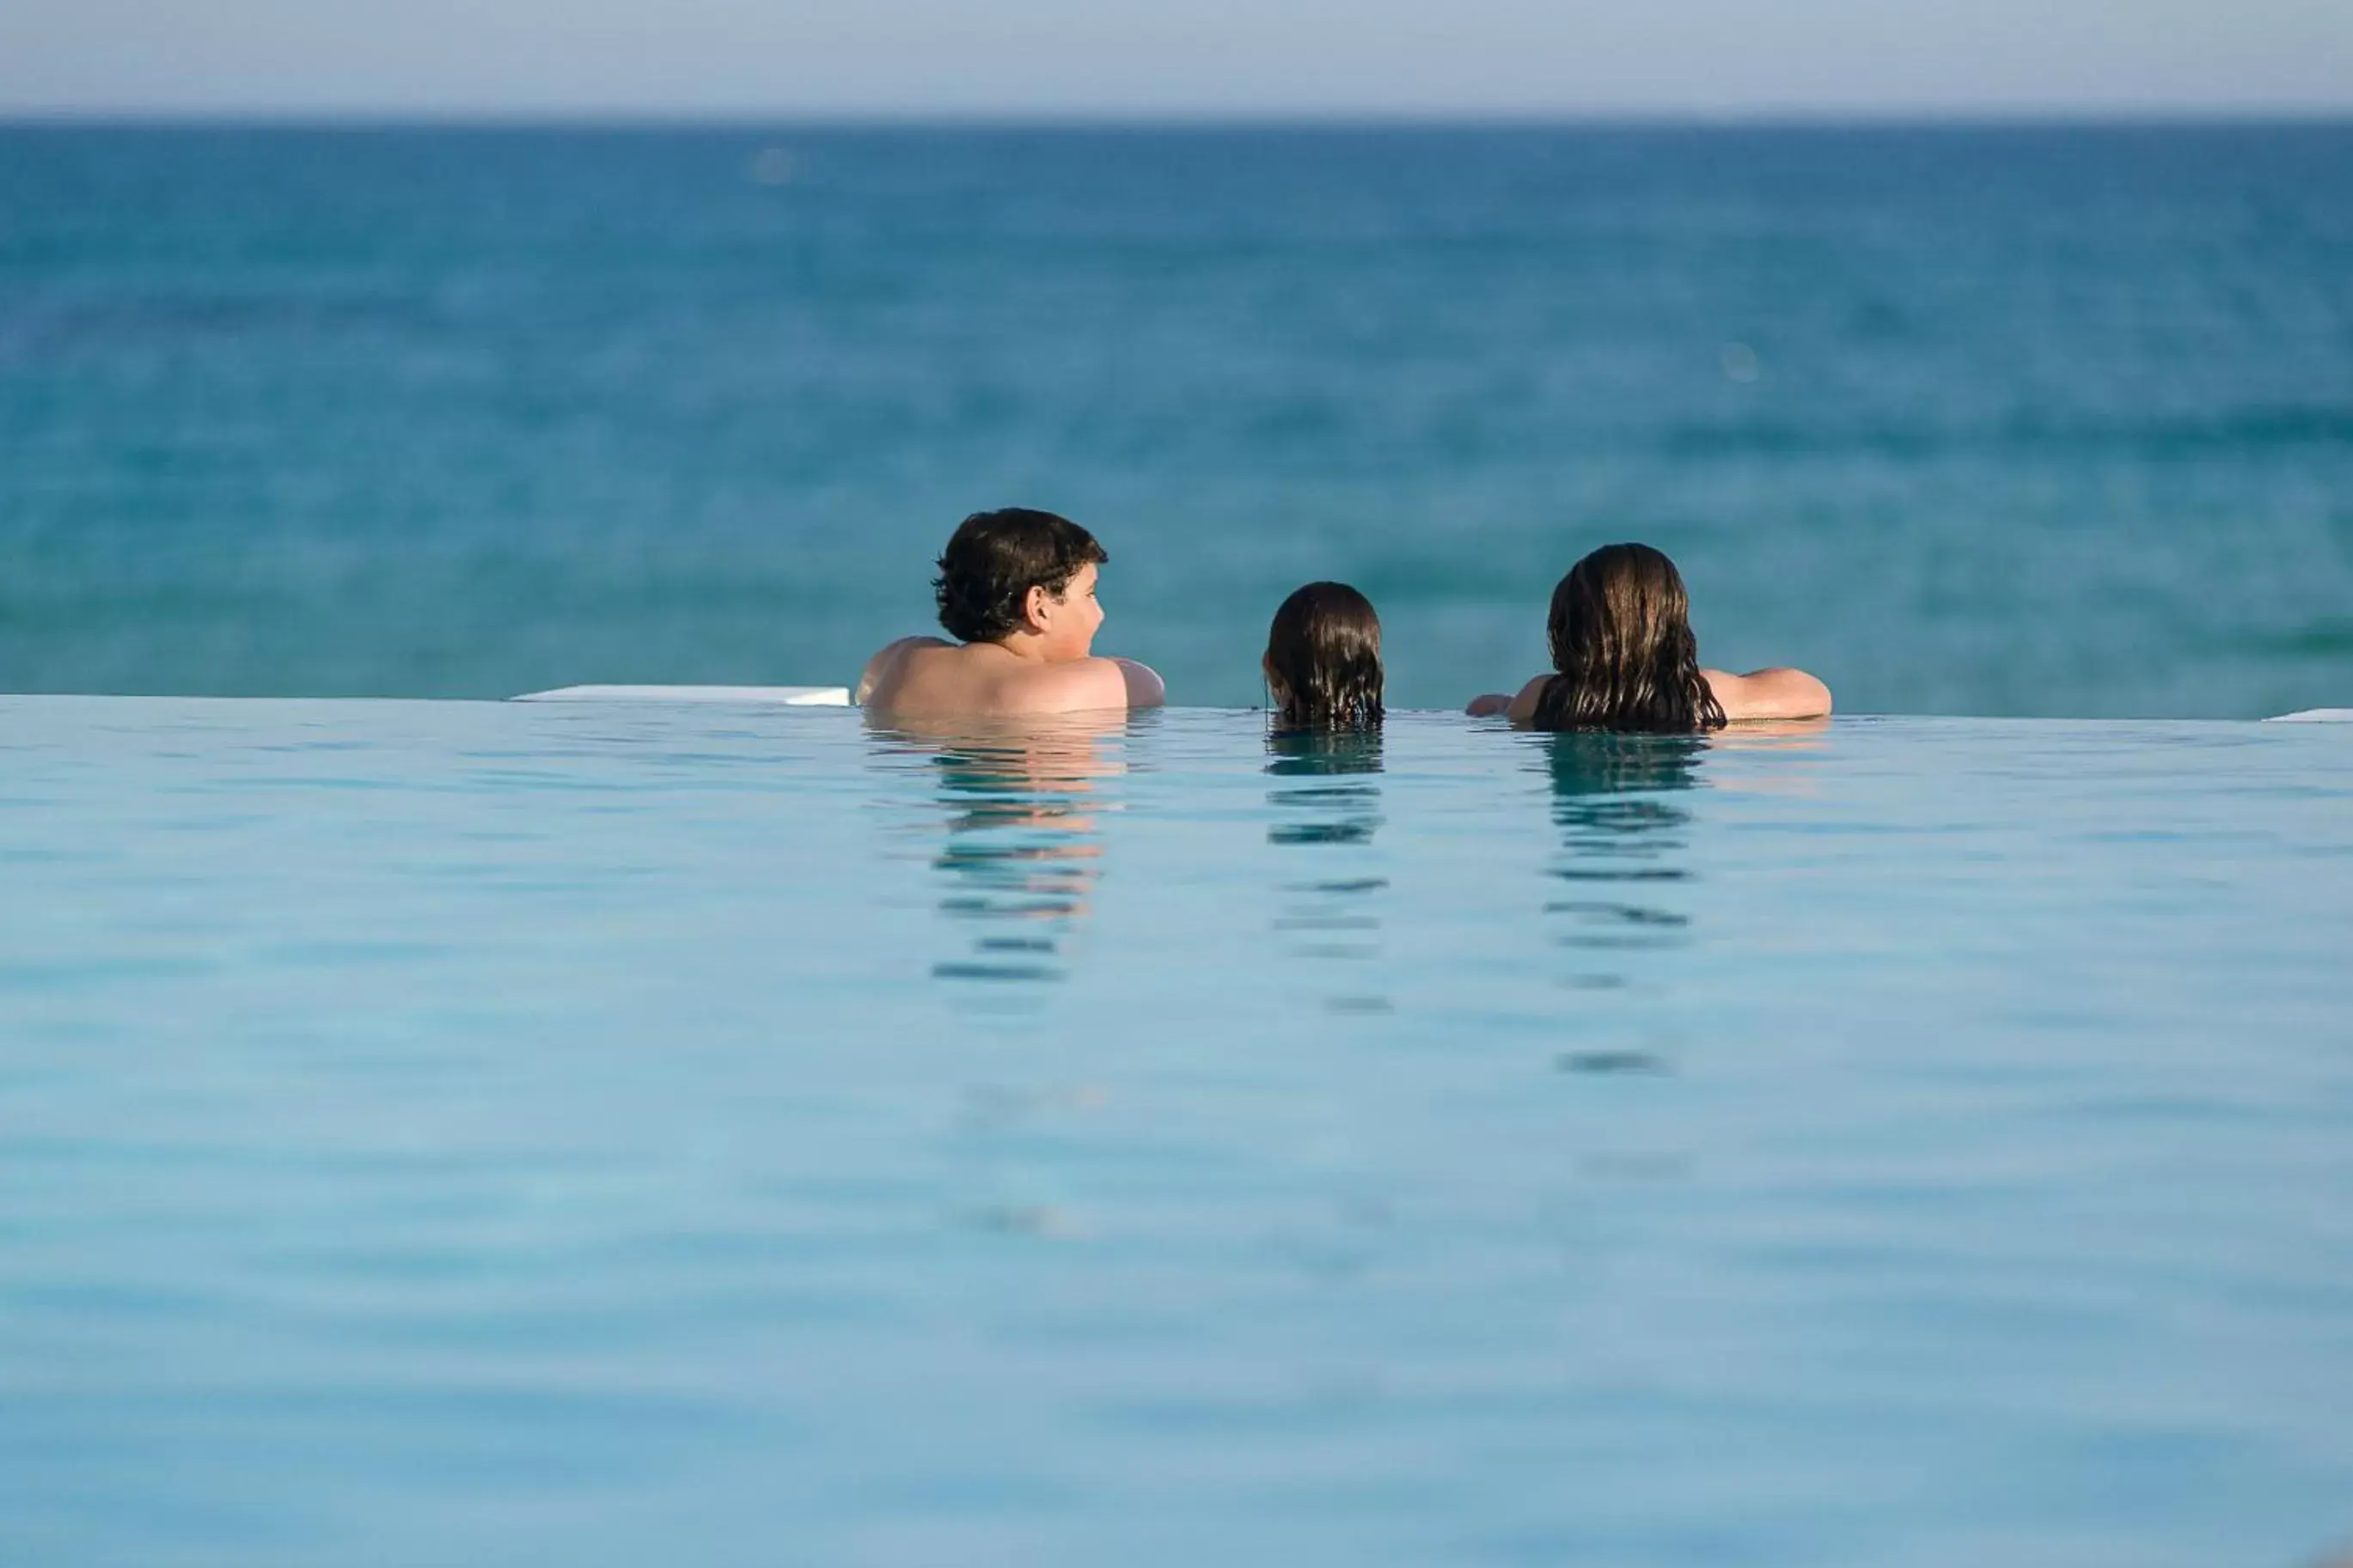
[[934, 509, 1109, 644]]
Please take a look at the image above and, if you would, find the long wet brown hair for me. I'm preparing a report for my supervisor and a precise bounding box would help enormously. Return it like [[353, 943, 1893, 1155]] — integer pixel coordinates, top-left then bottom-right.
[[1531, 544, 1727, 733], [1265, 582, 1384, 731]]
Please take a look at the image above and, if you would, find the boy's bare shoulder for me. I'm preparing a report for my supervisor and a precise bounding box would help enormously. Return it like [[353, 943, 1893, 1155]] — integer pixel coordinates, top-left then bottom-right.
[[856, 637, 947, 705], [856, 637, 957, 709], [1004, 656, 1156, 715]]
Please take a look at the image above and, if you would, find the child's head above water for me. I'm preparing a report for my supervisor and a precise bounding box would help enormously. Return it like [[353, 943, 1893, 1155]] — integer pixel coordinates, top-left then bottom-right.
[[1534, 542, 1726, 733], [1264, 582, 1384, 730], [933, 508, 1108, 656]]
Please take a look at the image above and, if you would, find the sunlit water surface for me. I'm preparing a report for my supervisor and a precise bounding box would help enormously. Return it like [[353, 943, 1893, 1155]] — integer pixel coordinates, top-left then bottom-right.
[[3, 698, 2350, 1566]]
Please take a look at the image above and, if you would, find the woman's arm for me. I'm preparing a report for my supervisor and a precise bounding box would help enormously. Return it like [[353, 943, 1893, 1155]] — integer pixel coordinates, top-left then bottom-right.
[[1466, 675, 1553, 723], [1702, 667, 1832, 721]]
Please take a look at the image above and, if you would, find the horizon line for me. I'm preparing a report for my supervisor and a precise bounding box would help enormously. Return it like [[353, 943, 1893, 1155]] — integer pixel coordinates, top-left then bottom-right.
[[6, 105, 2353, 131]]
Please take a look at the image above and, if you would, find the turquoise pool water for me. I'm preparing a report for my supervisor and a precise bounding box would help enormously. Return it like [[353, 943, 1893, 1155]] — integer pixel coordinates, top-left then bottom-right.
[[3, 697, 2350, 1565]]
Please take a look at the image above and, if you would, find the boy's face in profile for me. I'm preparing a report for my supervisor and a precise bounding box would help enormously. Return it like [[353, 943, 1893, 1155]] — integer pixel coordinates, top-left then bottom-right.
[[1035, 560, 1105, 661]]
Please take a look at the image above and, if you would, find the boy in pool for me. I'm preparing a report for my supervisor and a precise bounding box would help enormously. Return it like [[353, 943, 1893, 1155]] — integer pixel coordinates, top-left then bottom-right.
[[856, 508, 1167, 719]]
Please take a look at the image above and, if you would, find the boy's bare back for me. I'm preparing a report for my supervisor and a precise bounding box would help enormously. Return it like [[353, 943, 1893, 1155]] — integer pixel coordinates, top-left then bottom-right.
[[859, 637, 1161, 719], [853, 509, 1165, 723]]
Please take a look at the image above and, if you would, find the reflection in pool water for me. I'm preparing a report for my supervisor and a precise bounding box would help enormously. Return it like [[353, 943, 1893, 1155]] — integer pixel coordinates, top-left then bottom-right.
[[1264, 727, 1389, 1015], [3, 700, 2350, 1568], [871, 717, 1121, 991], [1540, 734, 1702, 1005]]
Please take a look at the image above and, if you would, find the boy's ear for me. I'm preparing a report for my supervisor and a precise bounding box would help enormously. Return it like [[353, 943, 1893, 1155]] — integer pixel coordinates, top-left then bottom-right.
[[1022, 583, 1052, 632]]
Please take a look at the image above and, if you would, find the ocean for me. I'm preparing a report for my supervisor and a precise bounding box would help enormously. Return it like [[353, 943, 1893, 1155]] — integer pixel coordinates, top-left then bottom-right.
[[3, 123, 2350, 715]]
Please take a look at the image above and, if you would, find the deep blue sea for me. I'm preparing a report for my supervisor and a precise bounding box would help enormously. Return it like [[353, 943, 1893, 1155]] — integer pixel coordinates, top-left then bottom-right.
[[3, 123, 2351, 713]]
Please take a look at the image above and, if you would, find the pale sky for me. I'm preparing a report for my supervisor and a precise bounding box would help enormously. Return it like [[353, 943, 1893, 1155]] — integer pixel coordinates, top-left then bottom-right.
[[3, 0, 2350, 117]]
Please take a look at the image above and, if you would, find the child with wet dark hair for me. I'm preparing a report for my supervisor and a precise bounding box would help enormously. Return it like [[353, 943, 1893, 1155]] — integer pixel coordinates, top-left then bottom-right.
[[1467, 542, 1829, 729], [1264, 582, 1384, 730]]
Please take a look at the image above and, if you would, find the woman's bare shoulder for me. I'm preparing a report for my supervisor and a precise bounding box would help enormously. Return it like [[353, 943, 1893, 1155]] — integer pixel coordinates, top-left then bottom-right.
[[1702, 667, 1833, 721]]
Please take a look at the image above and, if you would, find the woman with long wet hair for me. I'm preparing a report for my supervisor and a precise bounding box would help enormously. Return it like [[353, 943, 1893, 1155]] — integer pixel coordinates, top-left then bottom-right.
[[1467, 543, 1830, 729], [1264, 582, 1384, 731]]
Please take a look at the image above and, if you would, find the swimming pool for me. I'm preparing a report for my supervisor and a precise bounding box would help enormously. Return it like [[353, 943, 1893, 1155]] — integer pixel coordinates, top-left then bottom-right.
[[3, 697, 2350, 1565]]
